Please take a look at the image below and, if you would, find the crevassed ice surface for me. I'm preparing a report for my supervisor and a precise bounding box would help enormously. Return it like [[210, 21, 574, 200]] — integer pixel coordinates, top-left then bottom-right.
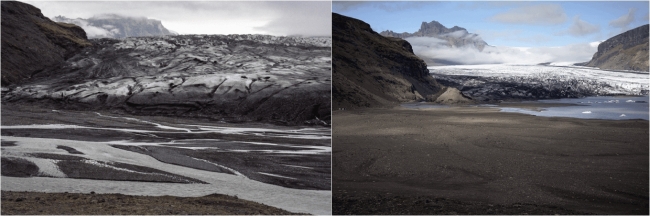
[[429, 64, 649, 100]]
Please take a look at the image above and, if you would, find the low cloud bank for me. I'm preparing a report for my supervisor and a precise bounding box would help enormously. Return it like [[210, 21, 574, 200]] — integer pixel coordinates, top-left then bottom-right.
[[54, 16, 121, 38], [406, 37, 599, 65]]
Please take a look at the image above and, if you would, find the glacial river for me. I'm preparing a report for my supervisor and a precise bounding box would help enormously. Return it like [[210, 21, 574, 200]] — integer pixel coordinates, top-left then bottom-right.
[[500, 96, 649, 120]]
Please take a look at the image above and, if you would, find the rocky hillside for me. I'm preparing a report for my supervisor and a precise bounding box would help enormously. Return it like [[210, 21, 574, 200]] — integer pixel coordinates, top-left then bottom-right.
[[380, 20, 488, 51], [580, 24, 649, 72], [53, 14, 176, 39], [3, 34, 332, 125], [332, 13, 443, 109], [1, 1, 91, 86]]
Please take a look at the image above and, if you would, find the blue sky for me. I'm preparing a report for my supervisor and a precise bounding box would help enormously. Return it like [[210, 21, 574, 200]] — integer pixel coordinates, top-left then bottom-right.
[[333, 1, 649, 48]]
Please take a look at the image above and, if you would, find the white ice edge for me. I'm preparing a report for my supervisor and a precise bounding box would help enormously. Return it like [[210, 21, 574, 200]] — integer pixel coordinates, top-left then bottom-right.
[[428, 64, 649, 96]]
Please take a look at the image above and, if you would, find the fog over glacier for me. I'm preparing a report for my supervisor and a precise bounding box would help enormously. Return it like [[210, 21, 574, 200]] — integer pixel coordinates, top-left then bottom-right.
[[406, 36, 600, 65]]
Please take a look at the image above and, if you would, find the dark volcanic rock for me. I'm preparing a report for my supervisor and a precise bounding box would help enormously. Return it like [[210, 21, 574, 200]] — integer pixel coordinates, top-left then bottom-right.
[[332, 13, 443, 109], [3, 34, 332, 126], [580, 24, 649, 72], [1, 1, 91, 86], [53, 14, 176, 39]]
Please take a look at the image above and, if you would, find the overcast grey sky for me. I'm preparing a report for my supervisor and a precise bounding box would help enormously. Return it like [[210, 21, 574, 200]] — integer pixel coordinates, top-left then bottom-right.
[[25, 1, 331, 37]]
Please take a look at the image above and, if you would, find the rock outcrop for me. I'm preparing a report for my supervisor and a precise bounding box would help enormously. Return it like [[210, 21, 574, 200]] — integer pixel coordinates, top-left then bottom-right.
[[332, 13, 443, 109], [580, 24, 649, 72], [53, 15, 176, 39], [3, 34, 332, 125], [380, 20, 488, 51], [1, 1, 91, 86]]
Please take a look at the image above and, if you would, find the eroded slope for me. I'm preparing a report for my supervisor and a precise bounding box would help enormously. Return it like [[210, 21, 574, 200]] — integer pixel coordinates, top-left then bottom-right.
[[332, 13, 443, 109], [582, 24, 649, 72], [1, 1, 91, 86]]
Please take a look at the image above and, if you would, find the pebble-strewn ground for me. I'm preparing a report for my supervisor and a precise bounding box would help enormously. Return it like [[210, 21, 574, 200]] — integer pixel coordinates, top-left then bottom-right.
[[333, 106, 648, 215], [1, 191, 302, 215]]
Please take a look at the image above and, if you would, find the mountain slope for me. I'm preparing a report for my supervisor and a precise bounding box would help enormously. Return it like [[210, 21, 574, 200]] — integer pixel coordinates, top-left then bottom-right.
[[1, 1, 91, 86], [582, 24, 649, 72], [53, 14, 176, 39], [332, 13, 443, 109]]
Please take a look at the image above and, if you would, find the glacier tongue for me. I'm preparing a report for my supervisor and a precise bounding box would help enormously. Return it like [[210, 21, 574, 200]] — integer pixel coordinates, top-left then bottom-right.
[[429, 64, 649, 102]]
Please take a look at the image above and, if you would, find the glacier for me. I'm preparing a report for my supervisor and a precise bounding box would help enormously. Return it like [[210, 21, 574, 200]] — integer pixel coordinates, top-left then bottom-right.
[[429, 64, 649, 102]]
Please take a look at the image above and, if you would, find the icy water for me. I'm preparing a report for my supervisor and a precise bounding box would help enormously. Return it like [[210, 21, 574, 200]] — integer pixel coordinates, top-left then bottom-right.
[[500, 96, 649, 120], [400, 102, 449, 109]]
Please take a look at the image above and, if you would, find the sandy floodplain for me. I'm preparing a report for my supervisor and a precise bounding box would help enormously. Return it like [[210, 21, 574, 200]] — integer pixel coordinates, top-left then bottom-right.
[[1, 104, 331, 215], [333, 105, 648, 215]]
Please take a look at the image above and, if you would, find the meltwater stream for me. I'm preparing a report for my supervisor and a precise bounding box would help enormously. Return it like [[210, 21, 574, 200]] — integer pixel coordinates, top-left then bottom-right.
[[401, 96, 648, 120], [499, 96, 649, 120]]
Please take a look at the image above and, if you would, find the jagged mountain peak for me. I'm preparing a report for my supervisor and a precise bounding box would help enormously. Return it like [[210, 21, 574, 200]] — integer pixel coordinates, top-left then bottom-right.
[[379, 19, 488, 64], [449, 26, 467, 32]]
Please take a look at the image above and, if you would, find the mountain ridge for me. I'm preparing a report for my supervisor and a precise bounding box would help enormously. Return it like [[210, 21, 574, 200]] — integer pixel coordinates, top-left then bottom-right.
[[379, 20, 488, 51], [1, 1, 91, 86], [580, 24, 649, 72], [332, 13, 444, 109]]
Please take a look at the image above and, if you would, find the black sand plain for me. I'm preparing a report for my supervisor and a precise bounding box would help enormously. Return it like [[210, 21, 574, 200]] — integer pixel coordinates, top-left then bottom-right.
[[333, 104, 648, 215]]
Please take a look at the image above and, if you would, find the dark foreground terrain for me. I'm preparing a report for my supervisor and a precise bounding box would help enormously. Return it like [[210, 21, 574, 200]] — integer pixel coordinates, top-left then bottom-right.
[[333, 106, 648, 215], [1, 191, 299, 215]]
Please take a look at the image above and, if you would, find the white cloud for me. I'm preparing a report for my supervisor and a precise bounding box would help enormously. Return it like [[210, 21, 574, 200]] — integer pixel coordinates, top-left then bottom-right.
[[332, 1, 370, 11], [490, 4, 567, 25], [442, 30, 469, 38], [406, 37, 598, 65], [254, 1, 331, 37], [563, 16, 600, 36], [57, 18, 116, 38], [25, 1, 331, 36], [609, 8, 636, 29], [333, 1, 432, 12], [405, 37, 448, 47]]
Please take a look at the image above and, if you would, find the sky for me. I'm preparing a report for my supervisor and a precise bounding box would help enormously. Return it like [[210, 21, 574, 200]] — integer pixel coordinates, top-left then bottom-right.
[[333, 1, 649, 64], [24, 0, 332, 37]]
